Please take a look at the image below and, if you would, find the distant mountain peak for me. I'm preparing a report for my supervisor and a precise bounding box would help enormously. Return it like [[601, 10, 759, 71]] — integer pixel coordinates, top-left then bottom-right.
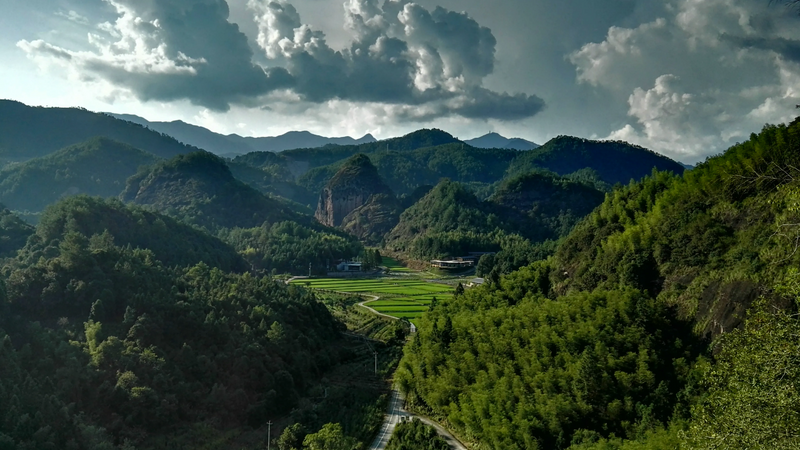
[[465, 132, 539, 150]]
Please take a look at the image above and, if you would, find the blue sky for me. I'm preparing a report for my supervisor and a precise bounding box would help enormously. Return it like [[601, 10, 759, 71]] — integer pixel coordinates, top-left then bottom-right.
[[3, 0, 800, 163]]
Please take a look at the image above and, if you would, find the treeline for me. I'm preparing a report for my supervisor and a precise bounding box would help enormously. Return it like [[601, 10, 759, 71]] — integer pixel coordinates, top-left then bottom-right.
[[398, 119, 800, 449]]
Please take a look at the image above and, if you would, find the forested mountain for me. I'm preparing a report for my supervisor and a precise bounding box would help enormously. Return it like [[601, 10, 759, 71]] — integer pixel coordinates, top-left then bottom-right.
[[509, 136, 685, 185], [383, 174, 605, 265], [33, 196, 248, 272], [0, 205, 34, 257], [464, 132, 539, 150], [110, 113, 376, 155], [398, 120, 800, 449], [0, 198, 350, 448], [0, 137, 159, 212], [121, 151, 299, 231], [0, 100, 195, 160]]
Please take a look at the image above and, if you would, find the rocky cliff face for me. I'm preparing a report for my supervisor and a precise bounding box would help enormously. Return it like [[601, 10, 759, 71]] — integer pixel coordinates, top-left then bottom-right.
[[340, 193, 401, 244], [315, 154, 393, 227]]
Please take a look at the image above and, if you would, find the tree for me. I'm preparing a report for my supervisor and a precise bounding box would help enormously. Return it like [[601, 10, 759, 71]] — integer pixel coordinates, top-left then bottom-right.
[[278, 423, 306, 450], [302, 423, 357, 450]]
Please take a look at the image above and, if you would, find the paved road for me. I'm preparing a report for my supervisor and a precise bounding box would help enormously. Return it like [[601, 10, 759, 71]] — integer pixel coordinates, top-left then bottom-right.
[[369, 389, 467, 450]]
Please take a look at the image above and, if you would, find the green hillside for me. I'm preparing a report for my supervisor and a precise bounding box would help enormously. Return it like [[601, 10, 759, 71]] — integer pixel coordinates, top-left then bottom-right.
[[0, 100, 195, 160], [32, 196, 248, 272], [384, 173, 605, 267], [0, 137, 159, 212], [509, 136, 685, 185], [0, 199, 352, 448], [121, 151, 299, 231], [0, 205, 34, 257], [397, 120, 800, 449]]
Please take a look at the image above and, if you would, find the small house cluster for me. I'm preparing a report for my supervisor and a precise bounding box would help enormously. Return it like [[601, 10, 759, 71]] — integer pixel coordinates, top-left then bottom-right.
[[430, 252, 495, 270]]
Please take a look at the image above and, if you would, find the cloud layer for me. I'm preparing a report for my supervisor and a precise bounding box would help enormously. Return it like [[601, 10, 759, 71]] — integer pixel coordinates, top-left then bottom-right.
[[569, 0, 800, 160], [18, 0, 543, 121]]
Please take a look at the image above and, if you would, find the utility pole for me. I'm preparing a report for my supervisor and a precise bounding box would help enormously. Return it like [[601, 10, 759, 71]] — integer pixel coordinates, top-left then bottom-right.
[[374, 351, 378, 374], [266, 421, 272, 450], [308, 262, 312, 277]]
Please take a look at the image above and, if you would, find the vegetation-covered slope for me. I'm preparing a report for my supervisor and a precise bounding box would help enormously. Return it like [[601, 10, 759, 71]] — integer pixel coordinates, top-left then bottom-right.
[[0, 137, 159, 212], [121, 151, 298, 231], [0, 213, 348, 449], [0, 205, 34, 257], [384, 173, 605, 263], [32, 196, 248, 272], [0, 100, 195, 160], [398, 120, 800, 449], [509, 136, 685, 185]]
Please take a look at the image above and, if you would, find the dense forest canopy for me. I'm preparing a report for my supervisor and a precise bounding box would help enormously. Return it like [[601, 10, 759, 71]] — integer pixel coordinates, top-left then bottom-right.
[[398, 119, 800, 449], [0, 199, 354, 449], [0, 137, 159, 213]]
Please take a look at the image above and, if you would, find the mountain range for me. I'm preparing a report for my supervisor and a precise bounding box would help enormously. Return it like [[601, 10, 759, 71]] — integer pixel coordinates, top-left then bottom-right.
[[109, 113, 377, 155]]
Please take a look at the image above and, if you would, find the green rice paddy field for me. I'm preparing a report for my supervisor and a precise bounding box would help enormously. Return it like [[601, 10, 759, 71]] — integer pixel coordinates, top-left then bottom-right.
[[290, 277, 454, 327]]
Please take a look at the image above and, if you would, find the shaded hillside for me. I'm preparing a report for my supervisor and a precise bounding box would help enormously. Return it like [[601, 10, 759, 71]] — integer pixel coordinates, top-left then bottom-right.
[[315, 154, 394, 227], [30, 196, 248, 272], [398, 120, 800, 450], [0, 137, 159, 212], [509, 136, 685, 185], [0, 100, 195, 160], [110, 113, 376, 154], [491, 171, 605, 239], [299, 144, 519, 196], [384, 174, 604, 262], [235, 128, 460, 182], [227, 161, 317, 212], [0, 200, 350, 448], [383, 180, 504, 259], [121, 151, 298, 231], [0, 205, 34, 257]]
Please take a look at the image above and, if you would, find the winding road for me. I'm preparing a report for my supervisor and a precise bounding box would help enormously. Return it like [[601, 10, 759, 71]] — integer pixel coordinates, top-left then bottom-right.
[[369, 389, 467, 450]]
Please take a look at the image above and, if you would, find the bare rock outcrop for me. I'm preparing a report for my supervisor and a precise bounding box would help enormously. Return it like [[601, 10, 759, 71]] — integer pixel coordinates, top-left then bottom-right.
[[315, 154, 393, 227]]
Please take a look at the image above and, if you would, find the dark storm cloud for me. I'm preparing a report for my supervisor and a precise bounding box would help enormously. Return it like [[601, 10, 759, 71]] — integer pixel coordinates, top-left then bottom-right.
[[19, 0, 292, 111], [19, 0, 544, 121]]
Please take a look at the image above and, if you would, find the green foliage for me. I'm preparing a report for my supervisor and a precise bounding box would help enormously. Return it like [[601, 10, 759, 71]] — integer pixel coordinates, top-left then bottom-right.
[[302, 423, 358, 450], [508, 136, 685, 185], [220, 221, 362, 275], [686, 305, 800, 449], [0, 137, 159, 212], [398, 280, 701, 449], [399, 119, 800, 450], [0, 206, 33, 258], [385, 174, 603, 271], [0, 217, 348, 448], [385, 418, 449, 450], [121, 151, 299, 231], [30, 196, 248, 272]]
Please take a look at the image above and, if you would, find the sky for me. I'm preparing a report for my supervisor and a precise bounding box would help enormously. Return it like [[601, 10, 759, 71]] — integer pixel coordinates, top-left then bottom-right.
[[2, 0, 800, 163]]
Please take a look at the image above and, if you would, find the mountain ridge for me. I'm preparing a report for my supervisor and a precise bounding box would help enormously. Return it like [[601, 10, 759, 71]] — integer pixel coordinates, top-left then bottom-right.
[[109, 112, 377, 155]]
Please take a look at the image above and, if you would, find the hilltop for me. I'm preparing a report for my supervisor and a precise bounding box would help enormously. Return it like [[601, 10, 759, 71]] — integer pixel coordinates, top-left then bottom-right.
[[0, 100, 195, 160], [0, 137, 159, 213], [121, 151, 298, 231]]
